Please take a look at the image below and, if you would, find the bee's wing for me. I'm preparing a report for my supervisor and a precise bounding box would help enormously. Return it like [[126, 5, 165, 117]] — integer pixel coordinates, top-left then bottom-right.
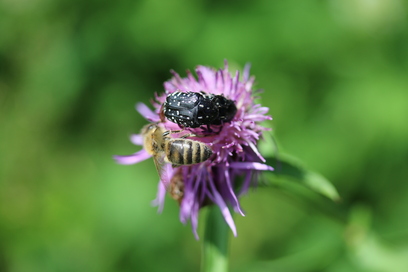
[[152, 153, 166, 179], [152, 154, 173, 187]]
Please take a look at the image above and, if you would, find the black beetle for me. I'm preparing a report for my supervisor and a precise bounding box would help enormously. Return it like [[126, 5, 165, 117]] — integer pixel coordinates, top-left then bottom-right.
[[162, 91, 237, 129]]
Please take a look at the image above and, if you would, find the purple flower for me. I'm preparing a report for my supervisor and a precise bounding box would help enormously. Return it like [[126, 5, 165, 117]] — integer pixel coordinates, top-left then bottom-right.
[[114, 61, 273, 239]]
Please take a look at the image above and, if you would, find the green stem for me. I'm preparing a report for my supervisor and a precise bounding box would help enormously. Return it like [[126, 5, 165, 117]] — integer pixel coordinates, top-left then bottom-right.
[[201, 205, 230, 272]]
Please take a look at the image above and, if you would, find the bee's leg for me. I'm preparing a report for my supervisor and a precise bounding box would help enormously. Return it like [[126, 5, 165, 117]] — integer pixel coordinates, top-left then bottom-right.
[[171, 129, 185, 134], [163, 128, 185, 137], [179, 132, 212, 138], [180, 133, 198, 139]]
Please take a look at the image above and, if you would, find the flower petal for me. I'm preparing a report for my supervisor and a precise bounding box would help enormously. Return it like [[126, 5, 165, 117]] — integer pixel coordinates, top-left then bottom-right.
[[179, 189, 194, 224], [238, 171, 253, 196], [243, 63, 251, 81], [113, 149, 151, 165], [151, 181, 166, 213], [248, 141, 266, 162], [130, 134, 143, 146], [223, 168, 245, 216], [179, 168, 203, 224], [152, 164, 174, 213], [136, 103, 160, 122], [190, 203, 200, 240], [229, 162, 274, 171], [196, 66, 216, 92], [208, 175, 237, 236]]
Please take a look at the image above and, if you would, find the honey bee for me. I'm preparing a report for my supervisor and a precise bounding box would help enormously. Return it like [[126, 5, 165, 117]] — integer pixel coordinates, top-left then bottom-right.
[[141, 123, 213, 176]]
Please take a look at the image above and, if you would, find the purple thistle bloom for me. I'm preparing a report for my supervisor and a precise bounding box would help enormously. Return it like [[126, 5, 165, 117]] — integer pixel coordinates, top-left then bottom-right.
[[114, 61, 273, 239]]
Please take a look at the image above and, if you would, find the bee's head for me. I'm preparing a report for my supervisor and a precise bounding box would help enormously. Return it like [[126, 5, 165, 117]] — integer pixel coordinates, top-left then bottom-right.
[[141, 123, 158, 135]]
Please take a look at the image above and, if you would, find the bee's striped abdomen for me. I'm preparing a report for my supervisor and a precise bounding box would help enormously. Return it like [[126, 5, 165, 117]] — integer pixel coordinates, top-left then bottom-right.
[[200, 143, 212, 162], [168, 140, 183, 165], [167, 139, 212, 165]]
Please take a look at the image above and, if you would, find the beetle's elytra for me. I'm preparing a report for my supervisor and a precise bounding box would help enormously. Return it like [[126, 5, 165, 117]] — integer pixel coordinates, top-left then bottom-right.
[[162, 91, 237, 128]]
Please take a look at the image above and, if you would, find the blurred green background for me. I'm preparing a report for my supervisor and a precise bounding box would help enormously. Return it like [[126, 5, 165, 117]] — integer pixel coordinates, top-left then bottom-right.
[[1, 0, 408, 271]]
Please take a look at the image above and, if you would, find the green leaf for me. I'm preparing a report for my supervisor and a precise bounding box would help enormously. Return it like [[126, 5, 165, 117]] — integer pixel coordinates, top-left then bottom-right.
[[264, 154, 340, 202]]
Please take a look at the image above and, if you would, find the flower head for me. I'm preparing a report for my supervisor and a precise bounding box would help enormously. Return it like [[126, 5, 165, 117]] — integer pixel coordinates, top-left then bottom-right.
[[114, 61, 273, 239]]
